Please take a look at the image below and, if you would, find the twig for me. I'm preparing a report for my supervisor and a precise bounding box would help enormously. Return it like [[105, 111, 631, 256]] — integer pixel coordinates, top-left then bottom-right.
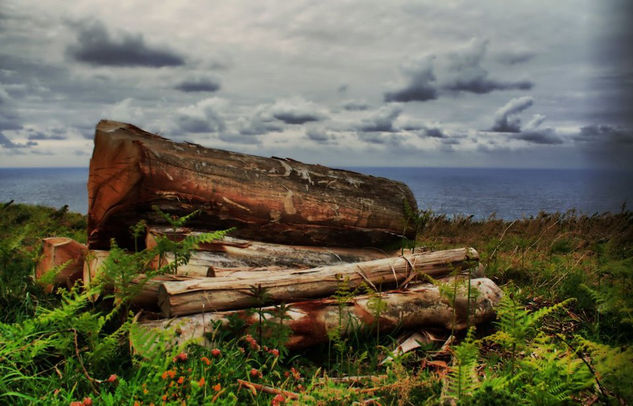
[[555, 334, 609, 400], [488, 220, 516, 261], [72, 328, 101, 394], [236, 379, 300, 399]]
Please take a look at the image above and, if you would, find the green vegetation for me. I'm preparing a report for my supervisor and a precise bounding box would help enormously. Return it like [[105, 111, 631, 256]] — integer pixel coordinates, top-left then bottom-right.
[[1, 203, 632, 404]]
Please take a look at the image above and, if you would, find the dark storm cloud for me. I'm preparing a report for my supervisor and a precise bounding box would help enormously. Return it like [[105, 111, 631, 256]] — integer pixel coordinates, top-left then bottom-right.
[[384, 40, 533, 103], [174, 77, 221, 92], [490, 97, 534, 133], [67, 21, 185, 67], [576, 124, 633, 145], [356, 106, 402, 132], [510, 129, 563, 145], [174, 99, 226, 135]]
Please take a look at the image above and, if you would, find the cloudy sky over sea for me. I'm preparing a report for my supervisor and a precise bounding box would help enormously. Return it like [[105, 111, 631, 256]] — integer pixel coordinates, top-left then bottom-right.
[[1, 1, 632, 168]]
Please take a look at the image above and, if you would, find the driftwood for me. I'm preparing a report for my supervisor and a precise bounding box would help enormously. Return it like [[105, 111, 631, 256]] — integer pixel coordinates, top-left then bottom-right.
[[137, 278, 502, 350], [87, 120, 416, 250], [36, 237, 87, 293], [146, 228, 395, 276], [157, 248, 479, 316]]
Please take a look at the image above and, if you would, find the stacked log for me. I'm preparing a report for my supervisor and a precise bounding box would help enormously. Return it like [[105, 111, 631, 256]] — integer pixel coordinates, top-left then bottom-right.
[[34, 120, 502, 352]]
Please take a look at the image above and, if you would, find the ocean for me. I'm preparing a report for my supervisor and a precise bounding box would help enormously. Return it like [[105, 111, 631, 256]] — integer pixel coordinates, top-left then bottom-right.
[[1, 167, 632, 220]]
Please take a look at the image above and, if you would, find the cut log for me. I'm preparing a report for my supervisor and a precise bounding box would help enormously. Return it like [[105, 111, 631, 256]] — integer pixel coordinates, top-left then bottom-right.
[[158, 248, 479, 316], [146, 228, 394, 274], [36, 237, 87, 293], [88, 120, 417, 250], [83, 250, 109, 288], [137, 278, 502, 350]]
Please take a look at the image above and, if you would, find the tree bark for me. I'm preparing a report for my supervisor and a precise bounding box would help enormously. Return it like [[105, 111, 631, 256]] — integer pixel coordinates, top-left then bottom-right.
[[136, 278, 502, 350], [36, 237, 87, 293], [158, 248, 479, 316], [88, 120, 417, 250]]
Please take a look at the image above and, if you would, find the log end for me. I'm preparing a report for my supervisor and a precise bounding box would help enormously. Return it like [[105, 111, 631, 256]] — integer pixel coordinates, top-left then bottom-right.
[[36, 237, 87, 293]]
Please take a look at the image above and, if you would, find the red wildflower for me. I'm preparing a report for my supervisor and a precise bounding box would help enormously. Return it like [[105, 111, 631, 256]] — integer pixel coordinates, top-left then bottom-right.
[[250, 368, 260, 378], [211, 348, 221, 357], [106, 374, 118, 383], [213, 383, 222, 392], [70, 402, 83, 406], [173, 352, 188, 362], [201, 356, 211, 366], [272, 394, 286, 406], [198, 377, 206, 387], [82, 398, 93, 406], [270, 348, 280, 357], [177, 376, 185, 385]]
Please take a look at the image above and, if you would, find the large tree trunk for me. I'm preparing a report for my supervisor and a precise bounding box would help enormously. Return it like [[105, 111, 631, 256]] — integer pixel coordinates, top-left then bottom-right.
[[36, 237, 87, 293], [136, 278, 502, 350], [158, 248, 479, 316], [88, 120, 417, 250], [146, 228, 397, 274]]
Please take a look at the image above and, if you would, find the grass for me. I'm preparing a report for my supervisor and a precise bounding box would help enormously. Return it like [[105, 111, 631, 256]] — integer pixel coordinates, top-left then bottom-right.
[[0, 202, 632, 405]]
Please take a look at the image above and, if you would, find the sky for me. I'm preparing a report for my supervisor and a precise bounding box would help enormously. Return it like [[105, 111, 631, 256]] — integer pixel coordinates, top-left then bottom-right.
[[1, 0, 632, 169]]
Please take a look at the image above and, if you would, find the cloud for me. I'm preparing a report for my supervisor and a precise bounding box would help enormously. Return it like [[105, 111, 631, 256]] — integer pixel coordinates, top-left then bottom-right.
[[305, 128, 335, 144], [576, 124, 633, 145], [67, 20, 184, 67], [356, 105, 402, 132], [0, 133, 37, 149], [341, 99, 370, 111], [174, 76, 221, 92], [175, 98, 226, 134], [26, 129, 67, 140], [384, 56, 438, 102], [493, 49, 536, 65], [268, 97, 327, 124], [490, 96, 534, 132], [421, 126, 447, 138], [510, 128, 563, 144], [384, 40, 533, 102], [0, 83, 21, 131], [440, 40, 533, 94]]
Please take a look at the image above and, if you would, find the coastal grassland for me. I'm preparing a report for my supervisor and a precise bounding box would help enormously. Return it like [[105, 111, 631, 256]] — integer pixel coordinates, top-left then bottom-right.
[[0, 203, 631, 405]]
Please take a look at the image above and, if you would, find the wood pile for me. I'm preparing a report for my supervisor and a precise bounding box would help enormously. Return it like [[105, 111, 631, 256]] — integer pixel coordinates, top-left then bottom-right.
[[37, 120, 502, 351]]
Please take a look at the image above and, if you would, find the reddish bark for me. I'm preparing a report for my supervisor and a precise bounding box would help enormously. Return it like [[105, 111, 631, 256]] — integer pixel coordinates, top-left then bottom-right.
[[36, 237, 87, 292]]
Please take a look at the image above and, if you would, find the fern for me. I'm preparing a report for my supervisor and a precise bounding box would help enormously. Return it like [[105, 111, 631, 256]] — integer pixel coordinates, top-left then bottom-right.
[[443, 328, 479, 402]]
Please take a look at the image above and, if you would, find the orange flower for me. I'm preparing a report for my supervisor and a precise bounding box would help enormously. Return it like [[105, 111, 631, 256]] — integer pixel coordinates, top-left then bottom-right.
[[198, 377, 206, 387], [161, 370, 176, 380], [250, 368, 260, 378], [161, 395, 167, 401], [211, 348, 221, 357], [270, 348, 280, 357], [177, 376, 185, 385], [107, 374, 118, 383], [213, 383, 221, 392], [70, 402, 83, 406], [201, 356, 211, 366], [134, 402, 141, 406], [82, 398, 93, 406]]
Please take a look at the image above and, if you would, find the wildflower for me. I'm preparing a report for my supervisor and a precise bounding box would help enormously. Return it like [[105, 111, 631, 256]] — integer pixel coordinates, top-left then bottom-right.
[[213, 383, 222, 392], [211, 348, 221, 357], [83, 398, 93, 406], [161, 395, 167, 401], [134, 402, 141, 406], [107, 374, 118, 383], [290, 367, 301, 380], [198, 377, 206, 388], [270, 348, 280, 357], [70, 402, 83, 406], [173, 352, 188, 362], [201, 356, 211, 366], [162, 370, 176, 380], [250, 368, 262, 378], [272, 394, 286, 406], [177, 376, 185, 385], [238, 347, 245, 353]]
